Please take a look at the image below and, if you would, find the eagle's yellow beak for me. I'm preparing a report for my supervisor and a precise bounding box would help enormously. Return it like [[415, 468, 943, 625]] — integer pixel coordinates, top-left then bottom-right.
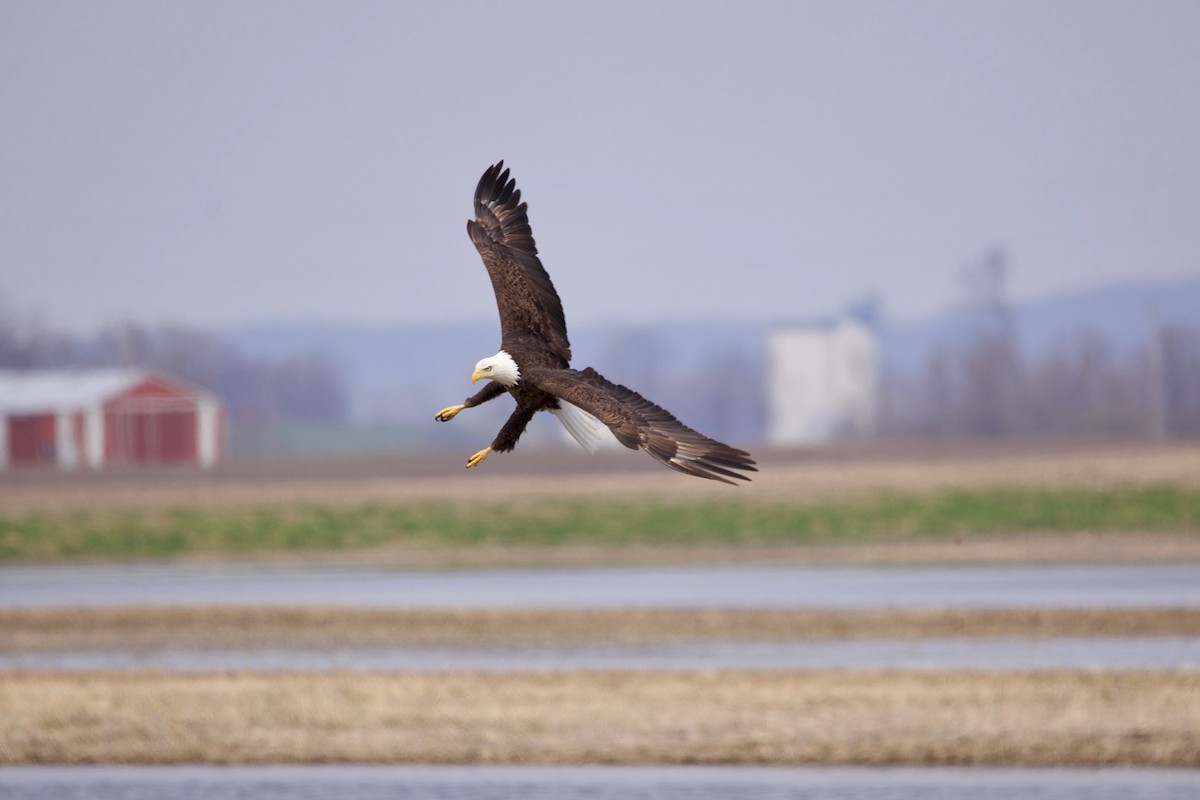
[[471, 368, 487, 384]]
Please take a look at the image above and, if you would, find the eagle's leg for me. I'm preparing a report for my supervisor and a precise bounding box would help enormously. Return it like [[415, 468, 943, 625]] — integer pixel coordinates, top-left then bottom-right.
[[436, 381, 507, 422], [466, 447, 492, 468], [465, 406, 535, 471]]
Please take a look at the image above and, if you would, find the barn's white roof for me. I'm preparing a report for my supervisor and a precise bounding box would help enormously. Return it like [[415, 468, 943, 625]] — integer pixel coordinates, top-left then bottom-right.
[[0, 369, 152, 414]]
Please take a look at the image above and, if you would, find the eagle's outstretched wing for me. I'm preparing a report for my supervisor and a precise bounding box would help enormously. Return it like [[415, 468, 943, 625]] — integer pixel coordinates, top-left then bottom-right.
[[525, 367, 757, 485], [467, 161, 571, 363]]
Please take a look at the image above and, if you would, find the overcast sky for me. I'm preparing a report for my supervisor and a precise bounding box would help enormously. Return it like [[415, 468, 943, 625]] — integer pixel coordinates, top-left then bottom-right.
[[3, 1, 1198, 335]]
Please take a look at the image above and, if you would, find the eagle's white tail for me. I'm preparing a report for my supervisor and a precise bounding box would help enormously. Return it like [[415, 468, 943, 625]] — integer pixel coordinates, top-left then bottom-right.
[[551, 401, 606, 454]]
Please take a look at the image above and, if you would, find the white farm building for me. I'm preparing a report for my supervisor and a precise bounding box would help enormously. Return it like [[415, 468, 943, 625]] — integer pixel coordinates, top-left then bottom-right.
[[766, 319, 879, 445]]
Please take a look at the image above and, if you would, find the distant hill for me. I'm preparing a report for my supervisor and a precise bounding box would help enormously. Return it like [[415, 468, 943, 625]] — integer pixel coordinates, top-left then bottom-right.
[[223, 318, 770, 431], [222, 277, 1200, 433], [879, 276, 1200, 374], [223, 319, 495, 424]]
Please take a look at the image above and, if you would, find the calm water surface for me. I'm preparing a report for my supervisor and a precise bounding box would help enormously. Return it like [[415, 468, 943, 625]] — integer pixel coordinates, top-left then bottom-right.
[[4, 563, 1199, 609], [5, 636, 1199, 672], [2, 765, 1198, 800]]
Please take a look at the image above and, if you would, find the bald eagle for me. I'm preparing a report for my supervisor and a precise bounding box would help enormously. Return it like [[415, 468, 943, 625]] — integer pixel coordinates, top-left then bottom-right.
[[435, 162, 756, 485]]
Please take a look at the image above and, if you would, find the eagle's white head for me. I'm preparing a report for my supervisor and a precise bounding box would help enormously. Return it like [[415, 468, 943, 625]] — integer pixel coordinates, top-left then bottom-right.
[[472, 350, 520, 387]]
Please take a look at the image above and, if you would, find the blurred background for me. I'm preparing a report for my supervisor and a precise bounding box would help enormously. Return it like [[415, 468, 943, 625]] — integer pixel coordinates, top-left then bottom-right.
[[2, 0, 1198, 466], [5, 5, 1200, 784]]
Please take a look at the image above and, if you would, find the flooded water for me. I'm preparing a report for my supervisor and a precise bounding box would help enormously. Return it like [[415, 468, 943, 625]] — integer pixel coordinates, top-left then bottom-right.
[[2, 765, 1198, 800], [5, 636, 1199, 673], [4, 563, 1199, 609], [5, 566, 1199, 796]]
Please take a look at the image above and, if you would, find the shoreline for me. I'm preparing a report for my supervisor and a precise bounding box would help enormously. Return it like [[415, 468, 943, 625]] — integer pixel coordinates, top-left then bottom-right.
[[4, 442, 1199, 517], [7, 606, 1200, 652]]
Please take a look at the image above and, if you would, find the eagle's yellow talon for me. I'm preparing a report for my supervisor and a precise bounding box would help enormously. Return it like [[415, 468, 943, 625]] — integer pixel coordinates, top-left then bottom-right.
[[436, 404, 465, 422], [466, 447, 492, 469]]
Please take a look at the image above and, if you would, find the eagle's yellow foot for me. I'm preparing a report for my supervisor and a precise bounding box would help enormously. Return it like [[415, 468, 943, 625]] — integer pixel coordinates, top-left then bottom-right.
[[435, 404, 465, 422], [466, 447, 492, 469]]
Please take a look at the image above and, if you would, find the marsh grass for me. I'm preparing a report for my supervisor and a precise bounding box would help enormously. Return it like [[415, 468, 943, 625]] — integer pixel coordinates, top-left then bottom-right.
[[2, 485, 1199, 562], [2, 669, 1197, 766]]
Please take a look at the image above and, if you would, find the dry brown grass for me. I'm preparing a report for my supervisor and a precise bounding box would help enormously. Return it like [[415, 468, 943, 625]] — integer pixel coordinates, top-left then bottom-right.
[[7, 606, 1200, 652], [3, 442, 1199, 516], [2, 669, 1196, 766]]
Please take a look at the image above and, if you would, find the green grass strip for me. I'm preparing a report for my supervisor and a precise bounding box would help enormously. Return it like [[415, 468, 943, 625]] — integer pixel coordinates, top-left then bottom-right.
[[1, 485, 1199, 563]]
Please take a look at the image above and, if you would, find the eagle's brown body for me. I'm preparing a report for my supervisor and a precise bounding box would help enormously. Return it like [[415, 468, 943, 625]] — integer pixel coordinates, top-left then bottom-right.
[[437, 162, 756, 484], [456, 367, 555, 454]]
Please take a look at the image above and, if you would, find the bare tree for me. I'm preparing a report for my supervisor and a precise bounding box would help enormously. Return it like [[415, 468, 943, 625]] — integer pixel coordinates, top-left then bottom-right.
[[1162, 325, 1200, 438], [956, 247, 1022, 436], [0, 295, 79, 368]]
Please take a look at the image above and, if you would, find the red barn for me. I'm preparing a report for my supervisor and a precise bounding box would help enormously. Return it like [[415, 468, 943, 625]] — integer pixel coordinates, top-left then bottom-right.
[[0, 369, 221, 470]]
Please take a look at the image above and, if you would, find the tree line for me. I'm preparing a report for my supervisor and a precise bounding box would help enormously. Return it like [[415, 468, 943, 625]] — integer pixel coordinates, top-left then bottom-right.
[[0, 299, 348, 448], [875, 319, 1200, 442]]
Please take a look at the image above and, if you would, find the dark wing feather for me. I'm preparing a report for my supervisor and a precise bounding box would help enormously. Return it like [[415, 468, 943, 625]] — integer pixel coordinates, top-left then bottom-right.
[[467, 161, 570, 363], [525, 367, 757, 485]]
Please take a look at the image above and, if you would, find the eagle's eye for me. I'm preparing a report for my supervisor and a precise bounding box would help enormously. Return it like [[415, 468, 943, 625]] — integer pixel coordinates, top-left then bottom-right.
[[484, 365, 493, 372]]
